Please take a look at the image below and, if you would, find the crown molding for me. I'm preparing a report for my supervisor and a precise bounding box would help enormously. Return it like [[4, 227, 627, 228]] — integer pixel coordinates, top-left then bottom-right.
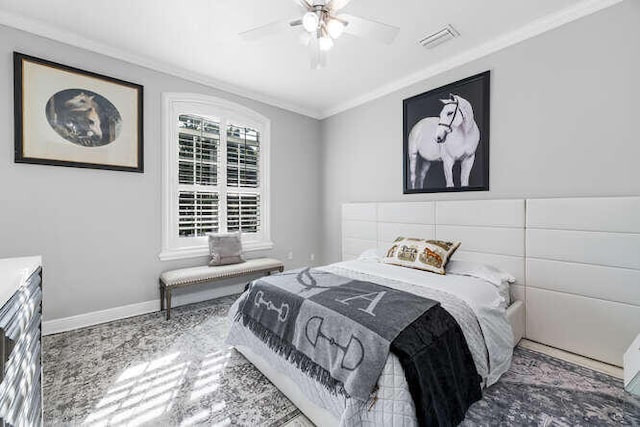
[[0, 0, 623, 121], [318, 0, 624, 119], [0, 10, 323, 119]]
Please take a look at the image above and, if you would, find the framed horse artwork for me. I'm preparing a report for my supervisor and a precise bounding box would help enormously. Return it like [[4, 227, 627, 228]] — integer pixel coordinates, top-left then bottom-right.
[[14, 52, 143, 172], [403, 71, 490, 194]]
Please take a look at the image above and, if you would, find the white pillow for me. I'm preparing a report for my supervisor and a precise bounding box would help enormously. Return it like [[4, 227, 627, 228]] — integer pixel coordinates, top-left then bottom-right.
[[357, 248, 385, 262], [446, 260, 515, 304]]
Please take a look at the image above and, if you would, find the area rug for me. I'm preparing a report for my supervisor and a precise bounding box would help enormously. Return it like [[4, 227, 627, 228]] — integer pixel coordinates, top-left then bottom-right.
[[463, 345, 640, 426], [43, 295, 640, 426]]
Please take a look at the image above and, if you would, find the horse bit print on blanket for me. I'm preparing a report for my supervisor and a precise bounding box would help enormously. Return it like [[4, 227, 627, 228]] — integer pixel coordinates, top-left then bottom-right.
[[254, 290, 290, 322], [305, 315, 365, 371]]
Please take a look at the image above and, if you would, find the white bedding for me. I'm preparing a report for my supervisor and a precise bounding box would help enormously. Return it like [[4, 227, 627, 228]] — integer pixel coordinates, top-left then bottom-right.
[[227, 260, 514, 426], [334, 260, 514, 385]]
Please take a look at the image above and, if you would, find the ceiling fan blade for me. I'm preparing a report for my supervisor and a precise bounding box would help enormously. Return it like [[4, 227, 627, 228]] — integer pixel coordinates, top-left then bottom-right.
[[326, 0, 352, 12], [240, 20, 291, 41], [340, 14, 399, 44], [294, 0, 313, 11], [290, 19, 303, 27]]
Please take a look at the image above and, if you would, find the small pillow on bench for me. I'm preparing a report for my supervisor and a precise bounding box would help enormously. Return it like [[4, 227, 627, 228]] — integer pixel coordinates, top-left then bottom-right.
[[208, 232, 244, 266]]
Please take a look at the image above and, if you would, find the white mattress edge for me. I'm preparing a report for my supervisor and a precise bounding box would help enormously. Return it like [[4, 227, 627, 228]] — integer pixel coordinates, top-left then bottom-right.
[[507, 300, 525, 344]]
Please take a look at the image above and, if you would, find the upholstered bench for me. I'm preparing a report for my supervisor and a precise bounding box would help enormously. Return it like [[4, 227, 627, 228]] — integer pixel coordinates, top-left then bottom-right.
[[159, 258, 284, 320]]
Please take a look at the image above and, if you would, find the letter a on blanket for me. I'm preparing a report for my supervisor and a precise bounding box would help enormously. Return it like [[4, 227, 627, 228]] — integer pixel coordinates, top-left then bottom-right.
[[335, 291, 387, 317]]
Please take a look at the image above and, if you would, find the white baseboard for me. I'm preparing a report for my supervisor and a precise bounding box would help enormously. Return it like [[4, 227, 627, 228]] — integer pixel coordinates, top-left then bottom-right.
[[519, 339, 623, 379], [42, 283, 244, 336]]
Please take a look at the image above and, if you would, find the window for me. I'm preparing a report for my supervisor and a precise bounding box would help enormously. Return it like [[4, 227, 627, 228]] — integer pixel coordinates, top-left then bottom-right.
[[160, 93, 271, 261]]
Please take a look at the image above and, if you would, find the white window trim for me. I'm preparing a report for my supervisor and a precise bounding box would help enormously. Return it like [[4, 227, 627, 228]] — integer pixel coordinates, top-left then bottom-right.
[[159, 93, 272, 261]]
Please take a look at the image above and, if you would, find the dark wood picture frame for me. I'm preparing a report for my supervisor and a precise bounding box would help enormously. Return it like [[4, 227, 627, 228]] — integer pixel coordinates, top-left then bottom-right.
[[403, 71, 490, 194], [14, 52, 144, 173]]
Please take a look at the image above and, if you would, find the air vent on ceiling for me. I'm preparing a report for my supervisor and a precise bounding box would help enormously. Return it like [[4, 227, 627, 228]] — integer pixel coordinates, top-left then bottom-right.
[[419, 25, 459, 49]]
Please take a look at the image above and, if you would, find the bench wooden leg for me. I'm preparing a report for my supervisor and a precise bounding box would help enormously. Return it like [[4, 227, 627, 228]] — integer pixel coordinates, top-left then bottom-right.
[[166, 288, 172, 320], [159, 281, 165, 311]]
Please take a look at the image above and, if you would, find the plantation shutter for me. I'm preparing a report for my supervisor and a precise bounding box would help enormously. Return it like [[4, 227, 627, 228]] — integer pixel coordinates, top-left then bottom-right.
[[176, 115, 261, 238], [226, 123, 261, 234], [227, 194, 260, 233], [227, 125, 259, 188], [177, 114, 220, 237]]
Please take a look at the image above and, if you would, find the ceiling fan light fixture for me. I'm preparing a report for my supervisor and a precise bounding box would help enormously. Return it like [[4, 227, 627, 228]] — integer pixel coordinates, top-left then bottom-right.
[[326, 18, 345, 39], [302, 12, 319, 32], [240, 0, 399, 69], [318, 35, 334, 51]]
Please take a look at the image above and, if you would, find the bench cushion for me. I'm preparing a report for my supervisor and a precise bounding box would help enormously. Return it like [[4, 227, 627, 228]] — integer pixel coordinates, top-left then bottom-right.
[[160, 258, 284, 287]]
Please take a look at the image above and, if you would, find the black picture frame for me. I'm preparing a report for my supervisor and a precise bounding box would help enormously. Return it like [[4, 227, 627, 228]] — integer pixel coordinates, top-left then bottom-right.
[[14, 52, 144, 173], [403, 71, 490, 194]]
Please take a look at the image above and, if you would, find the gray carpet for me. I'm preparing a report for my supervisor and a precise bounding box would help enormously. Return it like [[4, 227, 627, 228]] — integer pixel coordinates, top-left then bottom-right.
[[43, 295, 640, 426]]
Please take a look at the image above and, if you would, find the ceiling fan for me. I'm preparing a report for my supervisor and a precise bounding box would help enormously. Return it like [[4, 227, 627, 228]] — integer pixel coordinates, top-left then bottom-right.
[[240, 0, 400, 69]]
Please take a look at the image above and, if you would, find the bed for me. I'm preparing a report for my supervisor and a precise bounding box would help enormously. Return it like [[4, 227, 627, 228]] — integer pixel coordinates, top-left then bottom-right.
[[227, 258, 524, 426], [226, 199, 527, 426], [225, 196, 640, 425]]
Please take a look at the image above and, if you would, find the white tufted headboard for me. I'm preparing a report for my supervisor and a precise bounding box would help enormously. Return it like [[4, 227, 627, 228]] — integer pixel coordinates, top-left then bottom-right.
[[341, 196, 640, 367]]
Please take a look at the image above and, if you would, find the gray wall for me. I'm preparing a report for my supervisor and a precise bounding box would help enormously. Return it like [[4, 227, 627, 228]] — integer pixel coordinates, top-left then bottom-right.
[[0, 25, 322, 321], [320, 1, 640, 263], [2, 1, 638, 322]]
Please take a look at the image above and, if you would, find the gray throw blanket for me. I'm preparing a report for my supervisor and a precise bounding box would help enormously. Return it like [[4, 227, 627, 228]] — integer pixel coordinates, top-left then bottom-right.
[[236, 268, 439, 401]]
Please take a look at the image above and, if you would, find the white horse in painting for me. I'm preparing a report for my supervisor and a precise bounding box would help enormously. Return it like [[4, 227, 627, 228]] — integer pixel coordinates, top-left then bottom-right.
[[408, 94, 480, 189]]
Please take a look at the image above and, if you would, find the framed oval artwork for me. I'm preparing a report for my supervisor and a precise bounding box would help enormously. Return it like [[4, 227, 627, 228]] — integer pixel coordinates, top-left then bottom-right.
[[14, 52, 144, 173]]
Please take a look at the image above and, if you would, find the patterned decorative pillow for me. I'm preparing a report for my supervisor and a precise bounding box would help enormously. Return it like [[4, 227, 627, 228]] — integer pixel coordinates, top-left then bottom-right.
[[208, 232, 245, 266], [382, 237, 461, 275]]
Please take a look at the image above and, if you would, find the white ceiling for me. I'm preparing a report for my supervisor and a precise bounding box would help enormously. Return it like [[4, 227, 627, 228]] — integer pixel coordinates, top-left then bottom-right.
[[0, 0, 620, 118]]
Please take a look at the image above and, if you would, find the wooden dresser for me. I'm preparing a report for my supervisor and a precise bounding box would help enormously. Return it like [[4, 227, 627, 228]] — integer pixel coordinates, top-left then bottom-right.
[[0, 257, 42, 427]]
